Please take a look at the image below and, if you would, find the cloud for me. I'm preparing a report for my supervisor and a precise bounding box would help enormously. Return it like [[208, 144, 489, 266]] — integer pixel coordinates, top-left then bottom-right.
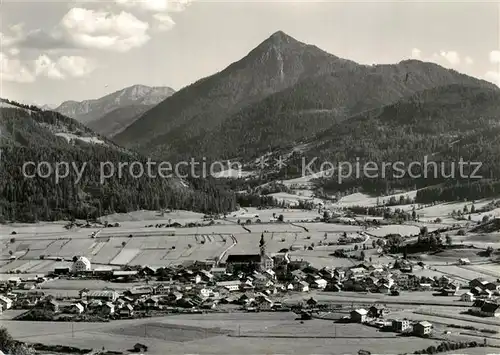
[[57, 56, 95, 77], [114, 0, 193, 33], [35, 54, 96, 80], [153, 13, 176, 31], [489, 50, 500, 64], [60, 8, 151, 52], [410, 48, 421, 59], [115, 0, 194, 13], [35, 55, 65, 80], [8, 48, 20, 56], [485, 71, 500, 87], [439, 51, 460, 66], [1, 52, 95, 83], [0, 52, 36, 83], [4, 8, 150, 52], [410, 48, 472, 69]]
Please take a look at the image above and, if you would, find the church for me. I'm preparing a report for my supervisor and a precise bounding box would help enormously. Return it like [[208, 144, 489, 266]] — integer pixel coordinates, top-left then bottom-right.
[[225, 233, 274, 272]]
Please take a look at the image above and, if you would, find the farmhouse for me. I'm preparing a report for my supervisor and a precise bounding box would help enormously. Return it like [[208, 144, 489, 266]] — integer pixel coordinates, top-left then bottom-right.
[[101, 302, 115, 316], [68, 303, 84, 314], [483, 282, 500, 292], [460, 292, 475, 302], [0, 295, 13, 310], [72, 256, 92, 273], [392, 319, 411, 333], [294, 281, 309, 292], [369, 306, 388, 318], [470, 300, 500, 317], [413, 321, 433, 337], [350, 309, 368, 323], [119, 304, 134, 317], [378, 284, 391, 294], [469, 278, 489, 289]]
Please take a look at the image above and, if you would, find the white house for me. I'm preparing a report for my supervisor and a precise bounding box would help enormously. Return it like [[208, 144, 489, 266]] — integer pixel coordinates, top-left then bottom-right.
[[313, 279, 327, 289], [296, 281, 309, 292], [460, 292, 475, 302], [0, 295, 13, 310], [69, 303, 84, 314]]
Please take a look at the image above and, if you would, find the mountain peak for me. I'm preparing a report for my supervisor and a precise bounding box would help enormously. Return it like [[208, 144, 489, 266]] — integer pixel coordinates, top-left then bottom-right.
[[267, 30, 295, 43]]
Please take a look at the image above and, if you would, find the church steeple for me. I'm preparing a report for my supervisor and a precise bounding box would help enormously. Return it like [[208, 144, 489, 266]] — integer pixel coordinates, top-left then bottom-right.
[[259, 233, 265, 256]]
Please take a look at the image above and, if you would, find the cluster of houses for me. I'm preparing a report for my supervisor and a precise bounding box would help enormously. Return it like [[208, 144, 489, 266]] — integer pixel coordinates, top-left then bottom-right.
[[462, 278, 500, 317], [349, 306, 433, 337], [2, 234, 499, 323]]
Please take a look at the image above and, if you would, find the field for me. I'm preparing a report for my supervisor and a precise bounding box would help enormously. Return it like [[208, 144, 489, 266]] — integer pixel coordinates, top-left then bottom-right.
[[1, 313, 441, 355], [1, 200, 498, 281]]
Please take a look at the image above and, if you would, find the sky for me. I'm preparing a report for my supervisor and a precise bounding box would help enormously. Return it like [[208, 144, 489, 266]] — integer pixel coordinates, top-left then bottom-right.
[[1, 0, 499, 106]]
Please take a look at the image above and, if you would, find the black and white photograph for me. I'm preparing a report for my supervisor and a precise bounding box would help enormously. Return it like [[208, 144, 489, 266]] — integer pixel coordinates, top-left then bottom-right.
[[1, 0, 500, 354]]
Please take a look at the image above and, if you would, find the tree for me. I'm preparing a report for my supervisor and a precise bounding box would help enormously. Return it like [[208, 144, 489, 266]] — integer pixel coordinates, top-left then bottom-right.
[[360, 251, 365, 260], [0, 327, 34, 355], [259, 233, 265, 248], [121, 241, 127, 247], [445, 235, 452, 246], [72, 256, 78, 262], [485, 246, 494, 256], [278, 214, 284, 222], [372, 240, 376, 249], [354, 245, 359, 251], [457, 229, 466, 236], [482, 215, 490, 223], [9, 238, 15, 244], [0, 327, 13, 351], [471, 204, 476, 213]]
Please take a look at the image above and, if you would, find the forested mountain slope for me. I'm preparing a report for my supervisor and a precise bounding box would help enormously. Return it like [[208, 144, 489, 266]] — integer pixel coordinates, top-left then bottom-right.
[[167, 60, 497, 161], [282, 84, 500, 201], [0, 101, 236, 222]]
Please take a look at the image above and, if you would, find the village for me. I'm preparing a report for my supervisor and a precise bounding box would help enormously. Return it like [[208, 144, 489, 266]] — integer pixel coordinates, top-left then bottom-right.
[[0, 196, 499, 354], [0, 227, 499, 352]]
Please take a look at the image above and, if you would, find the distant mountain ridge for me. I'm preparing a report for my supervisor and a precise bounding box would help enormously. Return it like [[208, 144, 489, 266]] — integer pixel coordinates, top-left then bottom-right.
[[114, 31, 496, 162], [55, 84, 176, 124], [87, 104, 156, 138]]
